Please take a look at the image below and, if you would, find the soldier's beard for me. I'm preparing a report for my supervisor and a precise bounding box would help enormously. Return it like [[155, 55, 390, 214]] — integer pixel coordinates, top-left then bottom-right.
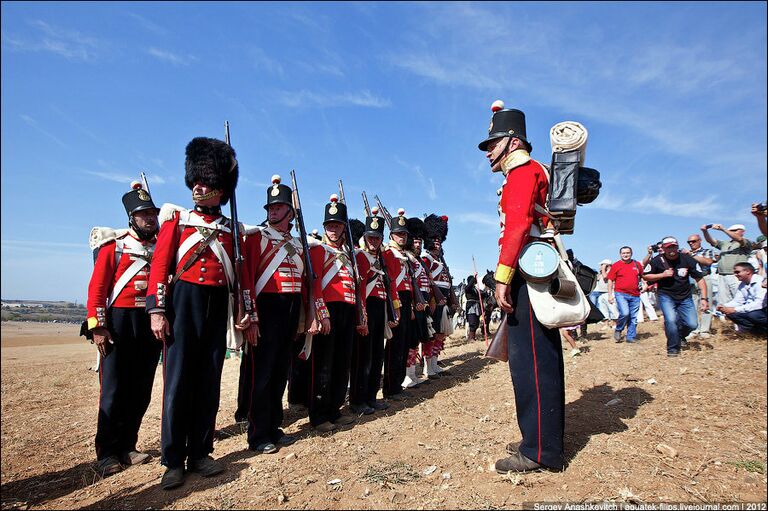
[[131, 219, 158, 241]]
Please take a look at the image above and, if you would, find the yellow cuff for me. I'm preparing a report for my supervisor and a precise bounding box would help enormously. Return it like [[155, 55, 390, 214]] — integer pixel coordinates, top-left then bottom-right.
[[393, 299, 401, 309], [495, 264, 515, 285], [87, 317, 99, 330]]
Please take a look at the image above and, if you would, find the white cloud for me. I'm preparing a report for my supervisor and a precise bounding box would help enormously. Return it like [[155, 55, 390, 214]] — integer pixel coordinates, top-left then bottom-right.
[[86, 171, 165, 185], [126, 12, 168, 36], [2, 20, 102, 61], [395, 158, 436, 200], [277, 89, 391, 109], [455, 212, 499, 228], [147, 47, 196, 66], [592, 193, 723, 219], [20, 114, 68, 149]]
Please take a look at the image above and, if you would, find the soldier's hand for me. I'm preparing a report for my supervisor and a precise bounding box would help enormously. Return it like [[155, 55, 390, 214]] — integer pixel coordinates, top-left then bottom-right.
[[438, 299, 447, 306], [92, 327, 112, 357], [415, 301, 426, 312], [235, 315, 251, 331], [496, 282, 514, 314], [150, 313, 170, 342], [356, 324, 369, 336], [320, 318, 331, 335], [307, 318, 321, 335], [388, 320, 399, 328]]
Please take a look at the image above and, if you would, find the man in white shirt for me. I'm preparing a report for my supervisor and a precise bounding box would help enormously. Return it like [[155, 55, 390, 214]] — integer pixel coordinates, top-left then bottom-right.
[[716, 262, 767, 335]]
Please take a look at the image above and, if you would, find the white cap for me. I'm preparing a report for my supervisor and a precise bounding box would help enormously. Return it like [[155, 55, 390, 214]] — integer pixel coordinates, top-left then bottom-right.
[[661, 236, 679, 247], [727, 224, 746, 231], [599, 259, 612, 265]]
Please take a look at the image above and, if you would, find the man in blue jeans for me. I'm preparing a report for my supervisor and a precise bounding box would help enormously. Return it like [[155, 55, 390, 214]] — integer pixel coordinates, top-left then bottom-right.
[[643, 237, 708, 357], [607, 247, 643, 343]]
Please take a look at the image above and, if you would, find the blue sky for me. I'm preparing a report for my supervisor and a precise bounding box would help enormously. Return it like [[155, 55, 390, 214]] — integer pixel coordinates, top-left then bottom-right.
[[2, 2, 766, 303]]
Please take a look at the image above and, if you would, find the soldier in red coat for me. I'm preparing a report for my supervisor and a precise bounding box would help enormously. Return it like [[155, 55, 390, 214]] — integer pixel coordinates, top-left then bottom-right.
[[305, 195, 358, 432], [479, 101, 564, 474], [147, 137, 256, 489], [422, 214, 452, 378], [240, 175, 324, 453], [381, 209, 417, 400], [403, 217, 431, 388], [349, 212, 400, 414], [85, 182, 161, 477]]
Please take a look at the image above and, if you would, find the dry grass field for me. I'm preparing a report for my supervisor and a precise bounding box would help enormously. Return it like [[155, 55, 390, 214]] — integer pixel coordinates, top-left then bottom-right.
[[1, 319, 766, 509]]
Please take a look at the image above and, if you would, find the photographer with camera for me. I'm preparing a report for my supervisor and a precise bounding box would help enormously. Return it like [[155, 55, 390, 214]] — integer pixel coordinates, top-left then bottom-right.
[[751, 202, 767, 237], [702, 223, 757, 304]]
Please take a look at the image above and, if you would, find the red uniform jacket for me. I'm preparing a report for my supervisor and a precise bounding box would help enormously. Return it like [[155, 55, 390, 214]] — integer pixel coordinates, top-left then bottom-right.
[[423, 252, 451, 291], [382, 245, 413, 300], [411, 254, 431, 295], [495, 156, 549, 284], [146, 209, 254, 317], [356, 248, 398, 302], [310, 243, 356, 309], [87, 232, 154, 330], [243, 227, 328, 321]]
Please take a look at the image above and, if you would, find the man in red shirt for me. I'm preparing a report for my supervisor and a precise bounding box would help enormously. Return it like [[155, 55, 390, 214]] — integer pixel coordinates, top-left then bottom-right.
[[606, 246, 643, 343]]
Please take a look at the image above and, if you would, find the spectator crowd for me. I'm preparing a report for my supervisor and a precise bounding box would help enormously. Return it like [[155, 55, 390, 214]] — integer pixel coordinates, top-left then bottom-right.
[[586, 203, 767, 357]]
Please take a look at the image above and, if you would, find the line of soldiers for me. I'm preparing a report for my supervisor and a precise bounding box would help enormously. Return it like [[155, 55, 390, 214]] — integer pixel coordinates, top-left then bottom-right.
[[85, 137, 458, 489]]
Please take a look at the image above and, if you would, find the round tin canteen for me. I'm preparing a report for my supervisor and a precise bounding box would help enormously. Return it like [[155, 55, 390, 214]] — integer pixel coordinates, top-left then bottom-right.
[[518, 241, 560, 283]]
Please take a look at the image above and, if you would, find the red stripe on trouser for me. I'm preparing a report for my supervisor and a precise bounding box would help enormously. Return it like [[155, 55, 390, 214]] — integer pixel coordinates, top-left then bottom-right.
[[528, 303, 542, 463], [96, 352, 103, 458]]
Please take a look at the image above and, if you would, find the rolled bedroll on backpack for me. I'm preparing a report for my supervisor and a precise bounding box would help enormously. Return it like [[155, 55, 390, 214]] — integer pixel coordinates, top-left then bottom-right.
[[550, 121, 588, 164]]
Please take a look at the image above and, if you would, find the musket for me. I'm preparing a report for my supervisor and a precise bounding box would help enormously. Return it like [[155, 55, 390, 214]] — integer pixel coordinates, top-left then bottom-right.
[[291, 170, 318, 326], [338, 180, 366, 327], [224, 121, 247, 327], [472, 255, 489, 347], [362, 191, 398, 322], [140, 171, 151, 195], [374, 195, 428, 309]]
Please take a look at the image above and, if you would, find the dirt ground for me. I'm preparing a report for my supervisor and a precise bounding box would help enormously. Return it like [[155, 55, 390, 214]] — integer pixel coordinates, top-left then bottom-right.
[[1, 318, 766, 509]]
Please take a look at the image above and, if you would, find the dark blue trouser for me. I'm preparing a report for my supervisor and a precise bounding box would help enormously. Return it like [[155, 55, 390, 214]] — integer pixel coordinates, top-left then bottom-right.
[[506, 273, 565, 470], [288, 334, 310, 407], [246, 293, 301, 446], [161, 281, 228, 468], [383, 292, 412, 397], [727, 309, 768, 335], [350, 297, 385, 406], [96, 307, 161, 461], [309, 302, 355, 426], [657, 293, 698, 353]]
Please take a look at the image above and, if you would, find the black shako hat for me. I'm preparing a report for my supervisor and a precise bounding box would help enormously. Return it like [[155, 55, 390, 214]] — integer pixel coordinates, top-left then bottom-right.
[[390, 208, 409, 234], [478, 100, 532, 153], [184, 137, 239, 205], [122, 181, 159, 216], [364, 206, 385, 238], [323, 194, 348, 225], [424, 214, 448, 243], [264, 174, 294, 210]]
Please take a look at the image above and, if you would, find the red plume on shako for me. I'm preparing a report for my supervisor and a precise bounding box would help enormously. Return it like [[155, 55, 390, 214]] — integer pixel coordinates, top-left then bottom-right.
[[131, 180, 143, 190], [491, 100, 505, 112]]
